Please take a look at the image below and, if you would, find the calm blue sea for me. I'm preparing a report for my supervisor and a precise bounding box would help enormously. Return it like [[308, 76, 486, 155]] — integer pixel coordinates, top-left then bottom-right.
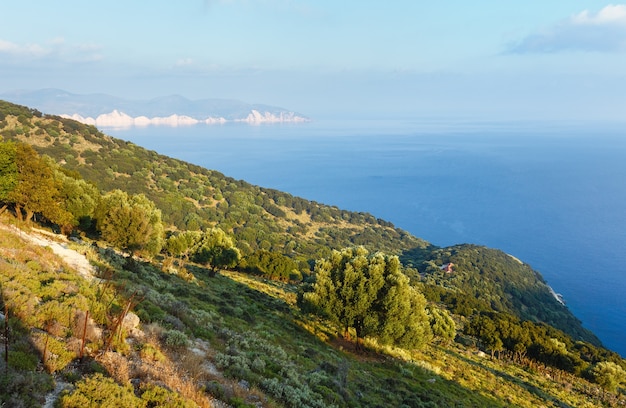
[[108, 119, 626, 356]]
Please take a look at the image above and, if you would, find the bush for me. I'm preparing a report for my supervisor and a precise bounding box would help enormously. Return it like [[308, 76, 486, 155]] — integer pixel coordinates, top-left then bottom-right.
[[164, 329, 189, 348], [139, 383, 196, 407], [140, 343, 166, 363], [8, 350, 39, 370], [58, 373, 142, 407]]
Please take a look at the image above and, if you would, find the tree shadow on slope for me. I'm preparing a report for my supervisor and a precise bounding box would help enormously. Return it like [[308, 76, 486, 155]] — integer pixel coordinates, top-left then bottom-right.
[[164, 264, 513, 407], [439, 346, 579, 407], [0, 289, 55, 407]]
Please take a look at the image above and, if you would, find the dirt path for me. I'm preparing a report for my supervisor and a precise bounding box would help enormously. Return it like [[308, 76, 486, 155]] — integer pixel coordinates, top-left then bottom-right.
[[43, 378, 71, 408], [1, 224, 96, 281]]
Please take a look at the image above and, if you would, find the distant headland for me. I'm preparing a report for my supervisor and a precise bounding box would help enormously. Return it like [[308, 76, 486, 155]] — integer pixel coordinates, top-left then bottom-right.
[[0, 88, 310, 128]]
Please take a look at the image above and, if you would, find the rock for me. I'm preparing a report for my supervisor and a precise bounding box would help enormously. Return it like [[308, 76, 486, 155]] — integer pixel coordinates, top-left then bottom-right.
[[122, 312, 140, 335], [238, 380, 250, 391], [73, 311, 102, 342]]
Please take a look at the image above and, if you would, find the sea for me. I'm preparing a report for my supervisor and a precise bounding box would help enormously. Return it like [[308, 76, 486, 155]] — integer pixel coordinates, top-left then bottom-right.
[[107, 119, 626, 357]]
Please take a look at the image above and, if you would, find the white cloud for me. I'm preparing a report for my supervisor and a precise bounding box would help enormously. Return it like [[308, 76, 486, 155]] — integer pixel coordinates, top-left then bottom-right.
[[0, 38, 102, 63], [507, 4, 626, 53], [0, 39, 48, 57], [572, 4, 626, 25]]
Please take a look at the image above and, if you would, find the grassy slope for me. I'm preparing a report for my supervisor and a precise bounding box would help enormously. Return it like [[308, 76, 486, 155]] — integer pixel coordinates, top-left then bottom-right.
[[0, 100, 623, 406], [0, 100, 594, 342], [0, 222, 618, 407]]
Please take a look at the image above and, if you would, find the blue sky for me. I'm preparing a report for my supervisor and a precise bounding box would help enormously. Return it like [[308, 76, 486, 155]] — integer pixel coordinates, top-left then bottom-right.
[[2, 1, 626, 120]]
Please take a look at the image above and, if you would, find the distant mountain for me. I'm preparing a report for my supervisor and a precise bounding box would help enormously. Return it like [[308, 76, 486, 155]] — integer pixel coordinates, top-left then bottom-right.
[[0, 88, 310, 127]]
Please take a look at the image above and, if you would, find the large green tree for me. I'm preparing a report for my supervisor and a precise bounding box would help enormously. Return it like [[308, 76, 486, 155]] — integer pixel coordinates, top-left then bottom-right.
[[427, 305, 456, 343], [55, 167, 101, 230], [0, 141, 17, 214], [592, 361, 626, 394], [95, 189, 164, 256], [302, 247, 432, 349], [6, 143, 71, 226], [165, 230, 202, 261], [192, 227, 240, 276]]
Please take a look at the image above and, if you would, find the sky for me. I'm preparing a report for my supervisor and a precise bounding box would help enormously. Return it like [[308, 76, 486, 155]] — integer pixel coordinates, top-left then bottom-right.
[[1, 1, 626, 120]]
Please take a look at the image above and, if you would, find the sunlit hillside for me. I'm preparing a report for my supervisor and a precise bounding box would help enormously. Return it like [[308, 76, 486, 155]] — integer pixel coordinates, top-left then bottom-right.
[[1, 100, 624, 407]]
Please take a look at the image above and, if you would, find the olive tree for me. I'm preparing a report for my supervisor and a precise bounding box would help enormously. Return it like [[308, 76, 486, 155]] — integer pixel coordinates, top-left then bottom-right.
[[0, 141, 17, 214], [592, 361, 626, 395], [302, 247, 432, 349], [6, 143, 71, 226], [427, 305, 456, 343], [55, 167, 101, 230], [95, 189, 164, 256], [192, 227, 240, 277]]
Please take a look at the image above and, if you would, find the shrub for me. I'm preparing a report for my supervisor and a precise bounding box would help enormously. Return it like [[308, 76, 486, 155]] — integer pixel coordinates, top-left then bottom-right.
[[58, 373, 142, 407], [139, 383, 196, 407], [164, 329, 189, 348], [140, 343, 166, 363], [8, 350, 39, 370]]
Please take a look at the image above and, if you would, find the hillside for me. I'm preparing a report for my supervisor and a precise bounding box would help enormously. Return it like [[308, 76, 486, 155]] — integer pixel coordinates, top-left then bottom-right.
[[0, 100, 625, 407], [0, 89, 310, 126]]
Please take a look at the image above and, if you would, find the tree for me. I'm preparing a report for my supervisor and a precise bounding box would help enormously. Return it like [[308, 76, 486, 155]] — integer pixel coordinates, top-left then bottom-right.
[[592, 361, 626, 395], [0, 141, 17, 214], [241, 249, 301, 281], [466, 314, 504, 358], [164, 230, 202, 271], [192, 227, 240, 276], [7, 143, 71, 226], [95, 190, 164, 256], [165, 230, 202, 260], [55, 167, 101, 230], [427, 305, 456, 343], [302, 247, 431, 349]]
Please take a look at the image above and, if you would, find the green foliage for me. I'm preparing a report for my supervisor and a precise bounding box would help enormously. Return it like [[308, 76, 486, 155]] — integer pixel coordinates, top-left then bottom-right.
[[58, 373, 144, 408], [302, 247, 432, 348], [241, 249, 302, 281], [0, 101, 425, 261], [214, 328, 332, 408], [94, 189, 164, 255], [192, 227, 241, 275], [2, 99, 625, 408], [165, 230, 201, 259], [166, 228, 241, 277], [592, 361, 626, 392], [8, 350, 39, 370], [55, 166, 100, 229], [462, 309, 623, 375], [426, 305, 456, 343], [0, 140, 17, 202], [403, 244, 600, 345], [6, 142, 72, 225], [163, 329, 190, 348], [139, 383, 196, 407]]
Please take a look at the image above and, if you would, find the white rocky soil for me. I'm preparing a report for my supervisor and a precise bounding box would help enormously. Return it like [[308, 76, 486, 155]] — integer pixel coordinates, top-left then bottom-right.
[[3, 224, 235, 407]]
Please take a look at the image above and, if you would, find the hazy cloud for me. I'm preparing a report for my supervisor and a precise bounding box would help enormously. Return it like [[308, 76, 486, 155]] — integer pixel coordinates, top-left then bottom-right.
[[0, 37, 103, 64], [175, 58, 195, 67], [507, 4, 626, 53], [0, 39, 48, 58], [201, 0, 316, 16]]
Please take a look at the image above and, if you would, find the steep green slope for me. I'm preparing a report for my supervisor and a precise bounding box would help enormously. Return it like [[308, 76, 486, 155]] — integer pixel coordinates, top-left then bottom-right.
[[0, 100, 423, 263], [401, 244, 600, 345], [1, 100, 625, 406], [1, 224, 622, 407], [0, 99, 604, 345]]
